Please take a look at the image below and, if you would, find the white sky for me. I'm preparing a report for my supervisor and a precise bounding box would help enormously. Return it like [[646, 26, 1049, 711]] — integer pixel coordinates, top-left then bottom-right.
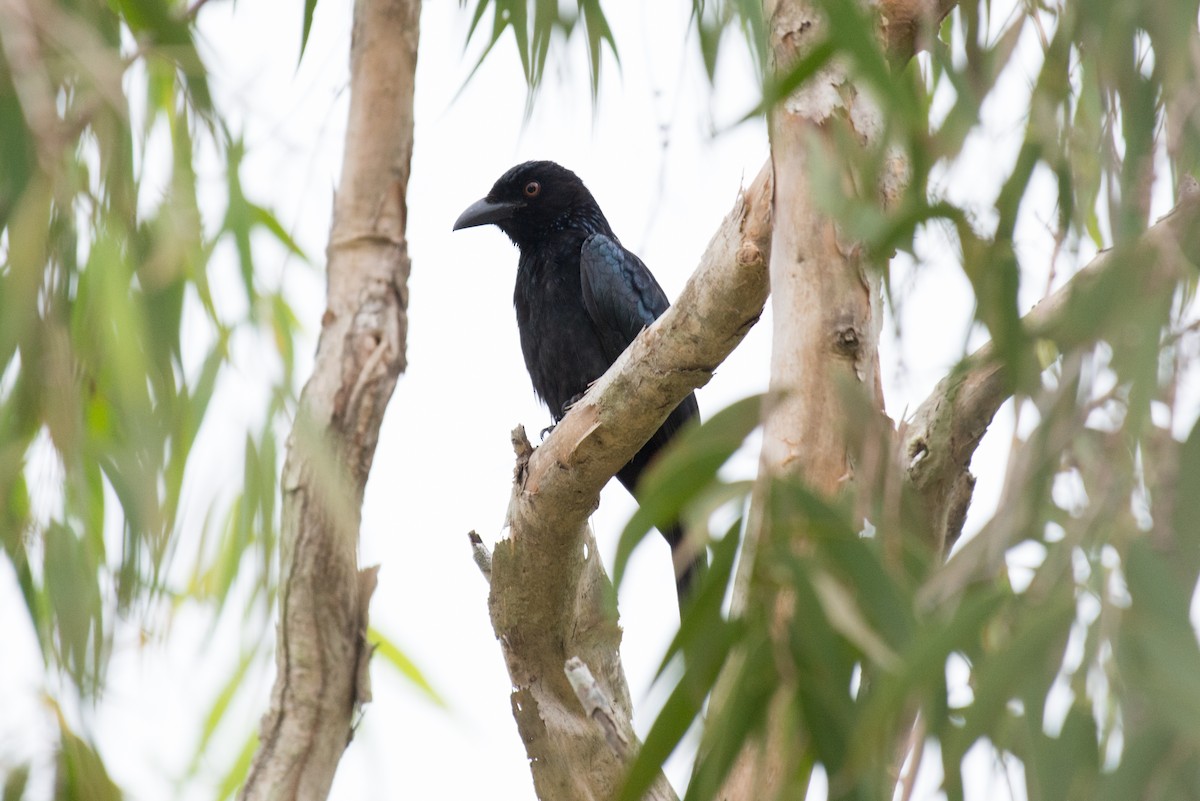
[[0, 0, 1152, 799]]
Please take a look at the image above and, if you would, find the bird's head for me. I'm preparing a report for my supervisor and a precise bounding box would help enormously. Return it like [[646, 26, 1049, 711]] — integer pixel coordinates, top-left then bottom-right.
[[452, 161, 609, 249]]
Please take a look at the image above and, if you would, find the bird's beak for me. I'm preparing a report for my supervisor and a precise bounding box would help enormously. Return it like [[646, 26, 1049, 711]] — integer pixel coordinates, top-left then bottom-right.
[[453, 197, 520, 231]]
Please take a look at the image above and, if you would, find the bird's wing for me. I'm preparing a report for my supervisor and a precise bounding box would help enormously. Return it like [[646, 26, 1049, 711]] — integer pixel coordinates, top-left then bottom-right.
[[579, 233, 671, 363]]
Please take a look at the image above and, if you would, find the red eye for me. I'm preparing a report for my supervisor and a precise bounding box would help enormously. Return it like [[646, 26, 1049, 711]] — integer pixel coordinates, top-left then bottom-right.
[[523, 181, 541, 197]]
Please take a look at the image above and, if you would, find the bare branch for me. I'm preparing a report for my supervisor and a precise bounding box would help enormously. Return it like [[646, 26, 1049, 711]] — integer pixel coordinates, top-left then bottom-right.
[[485, 165, 772, 801], [239, 0, 418, 797], [468, 531, 492, 583], [905, 177, 1200, 557]]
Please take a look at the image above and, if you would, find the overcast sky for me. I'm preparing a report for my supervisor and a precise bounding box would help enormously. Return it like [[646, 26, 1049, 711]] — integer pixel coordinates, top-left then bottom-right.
[[0, 1, 1120, 798]]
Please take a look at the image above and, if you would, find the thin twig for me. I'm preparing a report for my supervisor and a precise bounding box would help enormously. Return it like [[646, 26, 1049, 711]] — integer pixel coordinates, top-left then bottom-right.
[[468, 531, 492, 583]]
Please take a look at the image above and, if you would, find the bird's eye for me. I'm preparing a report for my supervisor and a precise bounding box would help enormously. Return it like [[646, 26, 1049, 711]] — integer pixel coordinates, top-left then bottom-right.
[[523, 181, 541, 198]]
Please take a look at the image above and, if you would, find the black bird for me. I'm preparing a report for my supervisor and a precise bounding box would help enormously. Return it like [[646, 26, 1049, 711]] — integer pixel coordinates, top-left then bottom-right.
[[453, 160, 703, 607]]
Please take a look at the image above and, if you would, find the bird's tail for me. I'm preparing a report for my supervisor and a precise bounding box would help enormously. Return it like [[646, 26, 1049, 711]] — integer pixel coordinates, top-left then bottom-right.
[[666, 523, 707, 615]]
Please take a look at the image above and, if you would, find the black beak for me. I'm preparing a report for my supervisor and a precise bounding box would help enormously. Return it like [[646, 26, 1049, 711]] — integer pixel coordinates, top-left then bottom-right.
[[453, 197, 520, 231]]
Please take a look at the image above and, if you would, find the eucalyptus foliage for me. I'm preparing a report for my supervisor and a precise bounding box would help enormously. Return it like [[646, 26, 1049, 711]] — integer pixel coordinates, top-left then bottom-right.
[[604, 1, 1200, 799], [1, 0, 298, 792], [5, 0, 1200, 798]]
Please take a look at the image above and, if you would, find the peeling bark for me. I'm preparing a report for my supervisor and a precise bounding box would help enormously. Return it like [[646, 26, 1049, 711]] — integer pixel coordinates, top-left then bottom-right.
[[716, 1, 962, 798], [239, 0, 418, 798], [716, 4, 891, 799], [486, 167, 773, 801], [759, 0, 887, 492]]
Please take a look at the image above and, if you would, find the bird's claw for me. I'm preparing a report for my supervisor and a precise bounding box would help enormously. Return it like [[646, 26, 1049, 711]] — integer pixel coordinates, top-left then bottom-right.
[[540, 423, 556, 441], [562, 392, 586, 415]]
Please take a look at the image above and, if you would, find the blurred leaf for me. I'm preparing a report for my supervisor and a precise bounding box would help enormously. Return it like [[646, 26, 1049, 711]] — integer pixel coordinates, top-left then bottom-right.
[[214, 729, 258, 801], [116, 0, 213, 117], [658, 517, 744, 681], [51, 703, 122, 801], [579, 0, 618, 100], [686, 635, 778, 801], [43, 523, 105, 694], [614, 395, 762, 590], [459, 0, 620, 103], [1023, 703, 1099, 800], [784, 557, 859, 776], [951, 589, 1075, 759], [3, 764, 30, 801], [0, 69, 35, 231], [369, 627, 446, 707], [1169, 414, 1200, 581], [618, 614, 746, 801], [1098, 725, 1178, 801], [1119, 540, 1200, 744], [249, 204, 309, 262], [743, 38, 837, 122], [187, 648, 258, 777], [300, 0, 319, 61]]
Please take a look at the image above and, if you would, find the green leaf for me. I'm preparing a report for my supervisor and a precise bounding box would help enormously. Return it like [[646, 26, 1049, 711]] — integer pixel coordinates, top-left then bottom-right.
[[187, 648, 258, 777], [951, 589, 1075, 757], [613, 395, 762, 590], [1118, 540, 1200, 746], [618, 617, 747, 801], [686, 635, 778, 801], [657, 516, 744, 681], [369, 627, 447, 707], [772, 477, 916, 650], [3, 764, 30, 801], [579, 0, 618, 101], [1024, 704, 1099, 800], [214, 729, 258, 801], [52, 703, 122, 801], [458, 0, 621, 106], [0, 69, 35, 231], [300, 0, 319, 61], [44, 522, 105, 694], [249, 203, 309, 262], [1169, 415, 1200, 583], [743, 38, 837, 122], [782, 557, 858, 775]]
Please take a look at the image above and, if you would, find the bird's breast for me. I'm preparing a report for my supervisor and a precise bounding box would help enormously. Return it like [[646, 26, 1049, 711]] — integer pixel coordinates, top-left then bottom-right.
[[513, 251, 612, 421]]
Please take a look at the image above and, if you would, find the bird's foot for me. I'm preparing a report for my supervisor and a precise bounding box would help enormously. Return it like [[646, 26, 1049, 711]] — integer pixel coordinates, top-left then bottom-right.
[[542, 393, 588, 440], [561, 392, 586, 415]]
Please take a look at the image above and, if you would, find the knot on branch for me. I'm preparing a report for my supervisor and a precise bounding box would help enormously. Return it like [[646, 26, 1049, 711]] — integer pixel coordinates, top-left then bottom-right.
[[736, 242, 764, 267], [833, 323, 862, 359]]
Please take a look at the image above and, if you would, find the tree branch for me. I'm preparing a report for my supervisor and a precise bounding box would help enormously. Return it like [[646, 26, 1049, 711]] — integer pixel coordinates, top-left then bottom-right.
[[239, 0, 418, 797], [482, 2, 950, 794], [905, 177, 1200, 559], [485, 165, 772, 801]]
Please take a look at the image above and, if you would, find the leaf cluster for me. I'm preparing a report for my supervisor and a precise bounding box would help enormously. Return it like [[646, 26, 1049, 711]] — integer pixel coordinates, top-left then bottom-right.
[[0, 0, 304, 792], [598, 0, 1200, 798]]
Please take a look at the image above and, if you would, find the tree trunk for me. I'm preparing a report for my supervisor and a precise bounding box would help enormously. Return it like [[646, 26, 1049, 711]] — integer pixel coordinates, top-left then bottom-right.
[[717, 1, 955, 797], [239, 0, 418, 797]]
